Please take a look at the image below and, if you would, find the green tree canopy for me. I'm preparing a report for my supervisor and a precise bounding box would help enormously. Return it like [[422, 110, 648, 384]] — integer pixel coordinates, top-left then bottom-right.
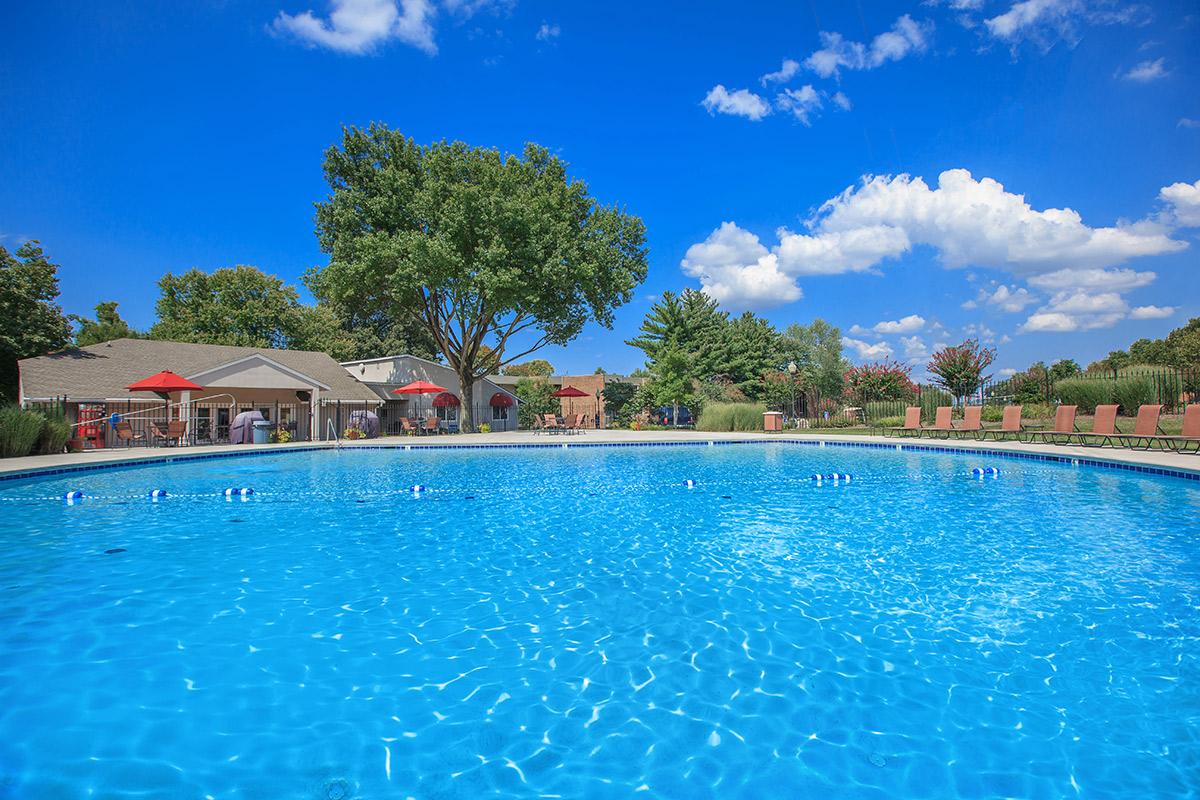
[[503, 359, 554, 377], [0, 241, 72, 401], [308, 125, 648, 431], [626, 289, 727, 378], [1163, 318, 1200, 367], [713, 312, 780, 399], [779, 319, 847, 399], [1048, 359, 1081, 382], [149, 265, 361, 359], [514, 377, 559, 429], [71, 301, 142, 346], [600, 381, 636, 426]]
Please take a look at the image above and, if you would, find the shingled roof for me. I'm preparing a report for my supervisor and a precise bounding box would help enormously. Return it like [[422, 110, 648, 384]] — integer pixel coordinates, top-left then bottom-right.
[[18, 338, 380, 403]]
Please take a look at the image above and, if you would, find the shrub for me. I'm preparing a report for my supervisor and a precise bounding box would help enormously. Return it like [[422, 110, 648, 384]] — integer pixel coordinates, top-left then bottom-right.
[[1023, 402, 1054, 421], [270, 428, 292, 444], [873, 415, 904, 428], [0, 406, 46, 458], [981, 404, 1005, 422], [696, 402, 767, 432], [843, 361, 916, 404], [1111, 376, 1157, 414], [478, 422, 491, 434], [1054, 377, 1112, 413], [36, 413, 71, 455]]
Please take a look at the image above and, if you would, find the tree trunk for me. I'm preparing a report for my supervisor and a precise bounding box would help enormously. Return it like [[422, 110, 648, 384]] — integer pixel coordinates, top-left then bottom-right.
[[459, 373, 476, 432], [672, 401, 678, 427]]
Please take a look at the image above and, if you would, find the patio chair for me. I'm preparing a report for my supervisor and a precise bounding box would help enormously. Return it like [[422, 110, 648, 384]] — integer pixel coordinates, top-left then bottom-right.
[[882, 407, 922, 437], [1114, 404, 1164, 450], [423, 417, 440, 435], [541, 413, 563, 434], [113, 421, 145, 446], [400, 417, 419, 436], [566, 413, 587, 434], [980, 406, 1023, 441], [1076, 405, 1120, 448], [922, 406, 954, 439], [951, 406, 983, 439], [1154, 404, 1200, 453], [1027, 405, 1078, 445]]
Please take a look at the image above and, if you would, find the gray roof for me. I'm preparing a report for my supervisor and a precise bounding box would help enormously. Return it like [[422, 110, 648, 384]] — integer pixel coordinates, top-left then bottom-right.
[[18, 338, 380, 403]]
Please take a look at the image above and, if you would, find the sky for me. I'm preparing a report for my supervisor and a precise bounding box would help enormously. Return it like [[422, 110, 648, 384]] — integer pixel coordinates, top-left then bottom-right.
[[1, 0, 1197, 379]]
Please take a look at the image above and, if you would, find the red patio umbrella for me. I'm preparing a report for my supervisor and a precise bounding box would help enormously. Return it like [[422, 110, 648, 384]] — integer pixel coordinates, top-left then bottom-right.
[[127, 370, 204, 422], [126, 370, 204, 395], [391, 380, 449, 421], [550, 385, 589, 398]]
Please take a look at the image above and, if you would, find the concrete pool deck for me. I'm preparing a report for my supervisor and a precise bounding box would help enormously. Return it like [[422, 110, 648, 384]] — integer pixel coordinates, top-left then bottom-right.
[[2, 429, 1198, 481]]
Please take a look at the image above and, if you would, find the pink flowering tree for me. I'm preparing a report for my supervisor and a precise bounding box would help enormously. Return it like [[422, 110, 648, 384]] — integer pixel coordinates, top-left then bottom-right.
[[843, 360, 917, 404], [928, 340, 996, 405]]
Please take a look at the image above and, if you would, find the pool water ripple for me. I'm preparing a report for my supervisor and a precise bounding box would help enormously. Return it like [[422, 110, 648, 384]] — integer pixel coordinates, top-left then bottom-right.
[[0, 444, 1197, 798]]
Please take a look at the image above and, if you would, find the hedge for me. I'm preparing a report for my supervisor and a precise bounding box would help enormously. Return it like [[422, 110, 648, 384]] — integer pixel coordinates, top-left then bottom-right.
[[696, 402, 767, 432]]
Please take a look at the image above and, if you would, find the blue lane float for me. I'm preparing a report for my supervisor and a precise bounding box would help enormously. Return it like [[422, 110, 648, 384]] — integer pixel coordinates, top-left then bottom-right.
[[410, 485, 427, 494], [972, 467, 1001, 478], [683, 479, 698, 489], [812, 474, 852, 483], [223, 488, 254, 497], [63, 490, 84, 501], [148, 489, 168, 499]]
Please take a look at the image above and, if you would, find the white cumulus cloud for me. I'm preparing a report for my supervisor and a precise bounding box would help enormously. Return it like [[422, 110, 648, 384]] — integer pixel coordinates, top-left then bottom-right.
[[873, 314, 927, 334], [1129, 304, 1176, 319], [1160, 179, 1200, 227], [701, 85, 772, 121], [805, 15, 931, 78], [274, 0, 437, 54], [536, 22, 560, 41], [963, 283, 1038, 312], [681, 169, 1190, 312], [843, 337, 895, 360], [760, 58, 800, 85], [1019, 290, 1129, 332], [680, 222, 801, 311], [776, 85, 824, 125]]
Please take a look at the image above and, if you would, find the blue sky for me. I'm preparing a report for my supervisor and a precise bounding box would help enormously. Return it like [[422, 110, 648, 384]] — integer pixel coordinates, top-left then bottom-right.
[[1, 0, 1197, 378]]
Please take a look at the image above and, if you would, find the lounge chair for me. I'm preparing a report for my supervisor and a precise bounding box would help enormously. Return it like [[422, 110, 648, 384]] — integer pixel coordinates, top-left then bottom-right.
[[151, 420, 187, 446], [883, 407, 922, 437], [1154, 404, 1200, 453], [1115, 404, 1164, 450], [541, 413, 563, 434], [423, 417, 440, 435], [951, 406, 983, 439], [1076, 405, 1120, 448], [400, 417, 419, 436], [1027, 405, 1078, 445], [113, 421, 145, 446], [922, 406, 954, 439], [980, 406, 1023, 441], [567, 413, 588, 434]]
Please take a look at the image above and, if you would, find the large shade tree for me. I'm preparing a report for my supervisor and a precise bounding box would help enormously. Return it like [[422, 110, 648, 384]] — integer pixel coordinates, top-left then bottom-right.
[[72, 301, 142, 346], [0, 241, 72, 401], [307, 125, 648, 430]]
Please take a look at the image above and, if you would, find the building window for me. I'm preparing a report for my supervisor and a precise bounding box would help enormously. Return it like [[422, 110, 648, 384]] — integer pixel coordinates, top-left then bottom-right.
[[492, 405, 508, 421]]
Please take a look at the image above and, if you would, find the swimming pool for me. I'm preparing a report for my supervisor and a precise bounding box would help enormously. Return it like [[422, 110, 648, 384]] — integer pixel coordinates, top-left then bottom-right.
[[0, 442, 1197, 798]]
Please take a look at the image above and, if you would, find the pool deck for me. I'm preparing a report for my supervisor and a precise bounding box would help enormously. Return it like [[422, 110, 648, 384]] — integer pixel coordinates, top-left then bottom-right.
[[2, 429, 1198, 480]]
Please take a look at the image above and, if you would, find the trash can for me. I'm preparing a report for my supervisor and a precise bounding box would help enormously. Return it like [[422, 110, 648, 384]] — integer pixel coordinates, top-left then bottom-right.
[[252, 420, 271, 444], [763, 411, 783, 432]]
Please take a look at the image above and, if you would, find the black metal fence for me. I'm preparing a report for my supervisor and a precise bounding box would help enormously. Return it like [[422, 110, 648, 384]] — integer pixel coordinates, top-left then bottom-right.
[[769, 366, 1199, 426]]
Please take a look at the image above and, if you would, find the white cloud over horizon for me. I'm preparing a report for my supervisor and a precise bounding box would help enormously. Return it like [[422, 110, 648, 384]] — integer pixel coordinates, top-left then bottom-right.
[[681, 169, 1193, 320], [982, 0, 1147, 51]]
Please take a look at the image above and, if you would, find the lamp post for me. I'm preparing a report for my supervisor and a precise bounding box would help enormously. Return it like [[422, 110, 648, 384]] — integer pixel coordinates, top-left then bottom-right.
[[595, 386, 603, 429], [787, 361, 798, 423]]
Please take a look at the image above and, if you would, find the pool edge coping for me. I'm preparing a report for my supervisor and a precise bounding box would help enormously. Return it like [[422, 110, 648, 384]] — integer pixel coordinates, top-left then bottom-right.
[[1, 434, 1198, 484]]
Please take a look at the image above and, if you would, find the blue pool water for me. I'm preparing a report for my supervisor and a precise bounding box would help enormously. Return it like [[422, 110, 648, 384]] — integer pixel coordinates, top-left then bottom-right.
[[1, 443, 1198, 799]]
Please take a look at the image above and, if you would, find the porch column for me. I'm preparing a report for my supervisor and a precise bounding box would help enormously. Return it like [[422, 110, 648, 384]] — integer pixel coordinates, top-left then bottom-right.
[[310, 386, 320, 440], [180, 390, 192, 446]]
